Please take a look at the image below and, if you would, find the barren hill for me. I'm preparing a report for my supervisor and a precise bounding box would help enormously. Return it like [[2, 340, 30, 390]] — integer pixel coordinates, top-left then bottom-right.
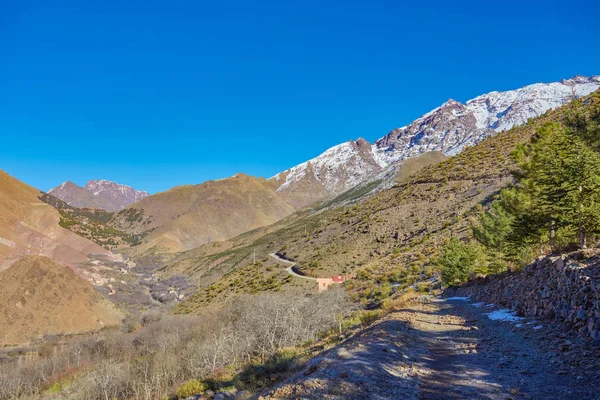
[[0, 170, 111, 270], [0, 256, 123, 345], [110, 173, 296, 255]]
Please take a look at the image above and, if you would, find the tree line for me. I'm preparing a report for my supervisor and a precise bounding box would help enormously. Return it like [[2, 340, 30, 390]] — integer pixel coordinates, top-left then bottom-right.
[[438, 98, 600, 285]]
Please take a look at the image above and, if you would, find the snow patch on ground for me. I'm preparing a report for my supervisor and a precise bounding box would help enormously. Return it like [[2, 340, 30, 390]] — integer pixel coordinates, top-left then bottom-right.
[[445, 296, 471, 301], [485, 309, 524, 322]]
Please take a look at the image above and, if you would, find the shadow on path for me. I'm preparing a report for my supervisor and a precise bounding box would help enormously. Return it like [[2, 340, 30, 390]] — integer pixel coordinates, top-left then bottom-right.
[[407, 299, 599, 400]]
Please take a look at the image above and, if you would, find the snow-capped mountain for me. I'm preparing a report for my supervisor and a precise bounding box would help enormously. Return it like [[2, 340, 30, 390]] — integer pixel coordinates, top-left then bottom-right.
[[273, 76, 600, 208], [48, 180, 149, 212], [272, 138, 384, 208], [375, 75, 600, 162]]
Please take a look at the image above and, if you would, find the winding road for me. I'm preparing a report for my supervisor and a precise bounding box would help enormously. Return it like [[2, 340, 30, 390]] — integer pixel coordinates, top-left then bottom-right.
[[269, 253, 317, 281]]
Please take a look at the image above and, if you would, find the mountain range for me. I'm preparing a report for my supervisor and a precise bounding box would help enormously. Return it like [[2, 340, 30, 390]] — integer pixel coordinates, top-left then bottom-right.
[[37, 75, 600, 259], [109, 173, 296, 254], [272, 75, 600, 208], [0, 75, 598, 346]]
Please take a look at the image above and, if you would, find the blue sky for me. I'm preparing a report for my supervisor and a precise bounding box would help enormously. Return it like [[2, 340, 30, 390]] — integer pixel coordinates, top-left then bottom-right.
[[1, 0, 599, 194]]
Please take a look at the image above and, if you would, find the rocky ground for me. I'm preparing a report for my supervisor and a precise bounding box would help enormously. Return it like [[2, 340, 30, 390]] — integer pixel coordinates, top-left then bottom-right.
[[257, 297, 600, 400]]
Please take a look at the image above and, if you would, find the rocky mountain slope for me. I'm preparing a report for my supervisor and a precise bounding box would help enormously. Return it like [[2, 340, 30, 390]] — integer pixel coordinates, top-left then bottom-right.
[[0, 170, 112, 270], [48, 180, 148, 212], [0, 256, 123, 345], [110, 173, 296, 255], [273, 76, 600, 208]]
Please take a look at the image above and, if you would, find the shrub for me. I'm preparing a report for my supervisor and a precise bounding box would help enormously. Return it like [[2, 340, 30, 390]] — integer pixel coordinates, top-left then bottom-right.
[[436, 238, 486, 285], [176, 379, 207, 398], [358, 310, 381, 327]]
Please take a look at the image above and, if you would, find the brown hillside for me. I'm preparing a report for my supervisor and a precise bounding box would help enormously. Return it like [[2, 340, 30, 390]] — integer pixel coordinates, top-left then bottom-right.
[[394, 151, 447, 183], [0, 170, 111, 270], [111, 173, 296, 255], [0, 256, 123, 345]]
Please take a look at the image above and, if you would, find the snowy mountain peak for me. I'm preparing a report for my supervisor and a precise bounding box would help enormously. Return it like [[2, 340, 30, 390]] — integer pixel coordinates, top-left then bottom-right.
[[48, 180, 148, 212], [374, 75, 600, 163], [273, 76, 599, 208]]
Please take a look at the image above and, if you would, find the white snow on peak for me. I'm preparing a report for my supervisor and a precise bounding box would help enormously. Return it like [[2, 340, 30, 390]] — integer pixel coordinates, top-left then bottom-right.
[[465, 77, 600, 132], [274, 139, 383, 196], [372, 75, 599, 162]]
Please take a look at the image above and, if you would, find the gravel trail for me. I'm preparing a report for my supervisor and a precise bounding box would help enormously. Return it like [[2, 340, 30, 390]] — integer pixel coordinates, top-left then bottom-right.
[[258, 297, 600, 399]]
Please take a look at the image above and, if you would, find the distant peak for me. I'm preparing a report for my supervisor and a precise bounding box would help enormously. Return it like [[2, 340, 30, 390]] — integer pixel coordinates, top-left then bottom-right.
[[561, 75, 597, 85], [48, 179, 148, 211], [49, 181, 79, 192], [441, 98, 463, 107]]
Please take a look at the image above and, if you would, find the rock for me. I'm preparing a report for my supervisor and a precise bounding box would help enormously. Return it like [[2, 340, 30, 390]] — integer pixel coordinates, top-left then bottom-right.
[[234, 391, 251, 400], [336, 347, 352, 359], [214, 393, 235, 400]]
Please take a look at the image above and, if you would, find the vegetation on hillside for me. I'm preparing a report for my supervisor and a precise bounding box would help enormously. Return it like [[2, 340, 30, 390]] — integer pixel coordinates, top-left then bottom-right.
[[169, 92, 594, 309], [40, 193, 142, 249], [438, 95, 600, 284]]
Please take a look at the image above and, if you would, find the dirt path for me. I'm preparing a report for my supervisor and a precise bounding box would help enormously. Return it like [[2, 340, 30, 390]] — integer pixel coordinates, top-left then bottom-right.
[[405, 298, 600, 400], [269, 253, 317, 281], [259, 297, 600, 399]]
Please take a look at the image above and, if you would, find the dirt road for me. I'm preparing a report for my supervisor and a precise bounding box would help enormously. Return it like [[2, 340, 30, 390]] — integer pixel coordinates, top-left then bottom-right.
[[269, 253, 317, 281], [259, 297, 600, 399], [413, 298, 599, 399]]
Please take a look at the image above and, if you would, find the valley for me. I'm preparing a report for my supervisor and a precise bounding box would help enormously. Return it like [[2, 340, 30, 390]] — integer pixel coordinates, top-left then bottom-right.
[[1, 78, 600, 400], [4, 3, 600, 398]]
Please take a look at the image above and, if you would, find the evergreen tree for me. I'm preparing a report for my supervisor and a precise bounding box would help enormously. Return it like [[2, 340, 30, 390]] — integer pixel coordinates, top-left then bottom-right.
[[436, 238, 486, 285], [501, 121, 600, 250], [472, 200, 513, 253]]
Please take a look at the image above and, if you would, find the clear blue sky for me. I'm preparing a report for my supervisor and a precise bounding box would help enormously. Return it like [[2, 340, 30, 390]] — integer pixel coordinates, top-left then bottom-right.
[[1, 0, 599, 194]]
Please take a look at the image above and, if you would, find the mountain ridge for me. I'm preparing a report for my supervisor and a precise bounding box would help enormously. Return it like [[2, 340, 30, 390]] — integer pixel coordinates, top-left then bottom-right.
[[110, 173, 296, 256], [272, 75, 600, 209], [48, 179, 149, 212]]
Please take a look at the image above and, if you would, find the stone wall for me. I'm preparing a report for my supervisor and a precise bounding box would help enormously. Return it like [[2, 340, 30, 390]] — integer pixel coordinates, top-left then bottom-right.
[[446, 251, 600, 343]]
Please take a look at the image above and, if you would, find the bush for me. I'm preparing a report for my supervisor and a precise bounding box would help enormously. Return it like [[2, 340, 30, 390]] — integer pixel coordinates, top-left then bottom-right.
[[176, 379, 207, 398], [0, 289, 355, 400], [436, 238, 486, 285], [358, 310, 381, 327]]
